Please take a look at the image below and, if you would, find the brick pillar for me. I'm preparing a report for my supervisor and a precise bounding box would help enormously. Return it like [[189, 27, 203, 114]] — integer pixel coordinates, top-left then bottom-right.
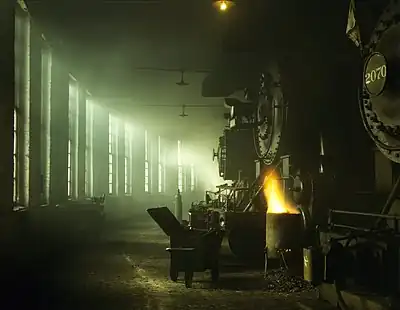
[[0, 0, 15, 213], [49, 56, 69, 205], [117, 122, 125, 197], [28, 23, 43, 207], [132, 128, 145, 197], [93, 105, 108, 196], [77, 88, 86, 199]]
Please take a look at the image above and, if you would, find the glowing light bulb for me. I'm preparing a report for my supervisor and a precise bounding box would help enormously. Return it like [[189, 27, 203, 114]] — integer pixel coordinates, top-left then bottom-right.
[[220, 1, 227, 11], [213, 1, 234, 12]]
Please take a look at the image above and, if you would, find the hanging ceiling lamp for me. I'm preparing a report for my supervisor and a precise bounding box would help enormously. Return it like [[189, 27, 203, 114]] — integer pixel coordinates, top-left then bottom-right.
[[212, 0, 235, 12]]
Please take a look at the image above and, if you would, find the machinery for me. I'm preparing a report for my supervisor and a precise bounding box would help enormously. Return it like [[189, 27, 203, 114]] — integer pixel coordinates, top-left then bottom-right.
[[314, 1, 400, 307], [198, 0, 400, 307]]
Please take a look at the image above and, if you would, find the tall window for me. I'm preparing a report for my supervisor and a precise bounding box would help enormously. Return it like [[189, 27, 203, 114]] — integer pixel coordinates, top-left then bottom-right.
[[190, 164, 195, 191], [177, 140, 183, 192], [108, 114, 113, 194], [144, 130, 149, 192], [124, 124, 133, 195], [13, 109, 18, 203], [163, 149, 167, 192], [158, 136, 163, 193], [68, 79, 79, 198], [85, 97, 94, 197], [67, 139, 72, 197]]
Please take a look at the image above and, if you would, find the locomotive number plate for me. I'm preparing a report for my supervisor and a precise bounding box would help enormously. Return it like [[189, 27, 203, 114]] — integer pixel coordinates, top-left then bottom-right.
[[364, 52, 387, 96]]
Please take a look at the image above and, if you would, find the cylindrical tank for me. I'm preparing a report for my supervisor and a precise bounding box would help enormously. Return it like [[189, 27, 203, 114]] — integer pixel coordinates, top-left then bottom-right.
[[266, 212, 304, 258], [174, 189, 183, 223]]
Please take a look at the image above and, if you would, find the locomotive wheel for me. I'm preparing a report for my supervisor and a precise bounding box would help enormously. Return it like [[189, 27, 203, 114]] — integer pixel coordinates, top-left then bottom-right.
[[184, 271, 193, 288], [211, 264, 220, 283], [360, 1, 400, 162], [169, 262, 178, 282]]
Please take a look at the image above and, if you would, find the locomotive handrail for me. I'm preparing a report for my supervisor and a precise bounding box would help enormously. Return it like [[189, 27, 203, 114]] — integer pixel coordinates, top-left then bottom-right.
[[329, 209, 400, 233], [330, 209, 400, 220]]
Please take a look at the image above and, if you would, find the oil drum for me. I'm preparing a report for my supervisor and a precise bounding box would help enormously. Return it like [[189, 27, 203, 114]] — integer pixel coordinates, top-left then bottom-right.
[[265, 212, 304, 259]]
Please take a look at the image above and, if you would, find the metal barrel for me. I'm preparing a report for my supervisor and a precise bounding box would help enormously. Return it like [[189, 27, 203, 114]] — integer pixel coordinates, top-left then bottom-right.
[[265, 212, 304, 258]]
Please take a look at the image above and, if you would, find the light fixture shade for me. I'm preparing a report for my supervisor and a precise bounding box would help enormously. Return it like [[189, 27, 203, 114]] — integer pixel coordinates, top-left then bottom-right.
[[212, 0, 235, 11]]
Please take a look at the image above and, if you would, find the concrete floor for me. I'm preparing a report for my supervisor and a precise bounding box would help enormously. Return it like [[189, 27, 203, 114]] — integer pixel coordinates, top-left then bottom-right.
[[3, 210, 337, 309]]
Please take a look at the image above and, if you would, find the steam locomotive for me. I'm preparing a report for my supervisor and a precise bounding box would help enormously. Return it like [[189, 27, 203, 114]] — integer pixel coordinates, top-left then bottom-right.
[[196, 0, 400, 307]]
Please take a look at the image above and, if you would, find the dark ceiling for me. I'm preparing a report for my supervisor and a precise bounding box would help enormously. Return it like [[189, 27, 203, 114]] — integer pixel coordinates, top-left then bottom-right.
[[25, 0, 229, 144]]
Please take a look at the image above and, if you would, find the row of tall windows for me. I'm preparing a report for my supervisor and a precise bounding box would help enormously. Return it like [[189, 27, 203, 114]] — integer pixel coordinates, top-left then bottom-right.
[[12, 4, 199, 203]]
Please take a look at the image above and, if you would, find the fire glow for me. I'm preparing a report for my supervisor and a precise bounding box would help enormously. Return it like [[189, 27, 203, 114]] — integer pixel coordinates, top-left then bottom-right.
[[263, 171, 299, 214]]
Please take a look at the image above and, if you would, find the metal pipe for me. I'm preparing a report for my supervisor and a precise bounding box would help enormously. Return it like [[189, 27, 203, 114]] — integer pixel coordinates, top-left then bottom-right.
[[331, 223, 372, 232], [331, 210, 400, 220], [174, 189, 183, 223], [243, 183, 263, 212], [297, 205, 311, 230]]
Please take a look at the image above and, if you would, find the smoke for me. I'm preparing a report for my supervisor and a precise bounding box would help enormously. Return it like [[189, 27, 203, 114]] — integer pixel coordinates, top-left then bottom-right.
[[163, 141, 224, 192]]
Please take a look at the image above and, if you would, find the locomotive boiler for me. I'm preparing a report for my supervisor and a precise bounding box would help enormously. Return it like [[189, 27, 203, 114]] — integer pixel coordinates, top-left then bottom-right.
[[202, 0, 400, 308]]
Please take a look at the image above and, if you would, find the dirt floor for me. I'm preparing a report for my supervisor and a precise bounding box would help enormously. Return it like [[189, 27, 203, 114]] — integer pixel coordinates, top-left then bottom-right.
[[4, 210, 337, 309]]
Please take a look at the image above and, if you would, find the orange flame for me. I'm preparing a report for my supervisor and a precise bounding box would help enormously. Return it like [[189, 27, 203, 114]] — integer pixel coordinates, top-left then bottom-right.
[[263, 171, 299, 214]]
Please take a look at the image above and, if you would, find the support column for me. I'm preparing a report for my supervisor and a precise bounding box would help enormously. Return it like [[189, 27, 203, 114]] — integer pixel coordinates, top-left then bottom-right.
[[117, 123, 125, 197], [28, 23, 42, 207], [16, 7, 30, 207], [77, 88, 86, 199], [93, 105, 108, 196], [40, 47, 52, 205], [69, 79, 79, 200], [132, 128, 145, 198], [49, 56, 69, 205], [0, 0, 15, 213]]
